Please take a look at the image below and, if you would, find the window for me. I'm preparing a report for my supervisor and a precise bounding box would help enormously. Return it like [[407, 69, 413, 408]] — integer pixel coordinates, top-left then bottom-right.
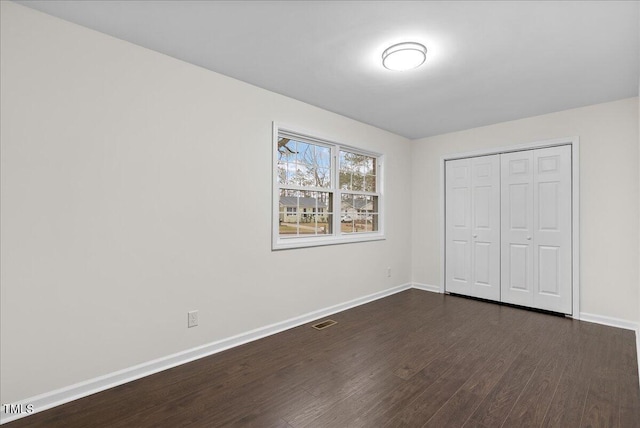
[[273, 124, 384, 249]]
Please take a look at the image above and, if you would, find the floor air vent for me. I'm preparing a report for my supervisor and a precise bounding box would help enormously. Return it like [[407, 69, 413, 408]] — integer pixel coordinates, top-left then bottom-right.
[[312, 319, 337, 330]]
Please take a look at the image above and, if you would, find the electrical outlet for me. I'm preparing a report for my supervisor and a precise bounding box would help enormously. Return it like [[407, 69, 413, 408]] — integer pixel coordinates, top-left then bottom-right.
[[188, 310, 198, 328], [387, 267, 391, 277]]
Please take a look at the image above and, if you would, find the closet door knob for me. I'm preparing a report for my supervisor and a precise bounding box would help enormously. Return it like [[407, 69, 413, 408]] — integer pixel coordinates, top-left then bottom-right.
[[473, 234, 477, 238], [526, 236, 532, 240]]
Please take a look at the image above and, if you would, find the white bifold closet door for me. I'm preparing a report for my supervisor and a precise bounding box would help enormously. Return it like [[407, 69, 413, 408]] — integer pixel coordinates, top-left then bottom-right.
[[445, 155, 501, 301], [501, 145, 572, 314]]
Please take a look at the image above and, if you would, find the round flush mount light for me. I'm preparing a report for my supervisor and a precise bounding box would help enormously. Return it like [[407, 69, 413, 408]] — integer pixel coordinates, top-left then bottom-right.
[[382, 42, 427, 71]]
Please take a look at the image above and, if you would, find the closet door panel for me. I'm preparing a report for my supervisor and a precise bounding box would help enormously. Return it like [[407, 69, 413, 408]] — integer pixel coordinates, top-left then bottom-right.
[[445, 158, 472, 295], [533, 145, 572, 314], [470, 155, 501, 300], [501, 151, 534, 307], [446, 155, 500, 300]]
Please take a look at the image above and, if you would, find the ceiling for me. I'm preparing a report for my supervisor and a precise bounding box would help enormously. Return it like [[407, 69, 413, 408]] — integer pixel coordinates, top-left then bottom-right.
[[16, 1, 640, 139]]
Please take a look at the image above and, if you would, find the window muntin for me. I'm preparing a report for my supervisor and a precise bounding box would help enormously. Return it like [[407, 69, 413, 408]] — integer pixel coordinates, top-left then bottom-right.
[[274, 127, 383, 249]]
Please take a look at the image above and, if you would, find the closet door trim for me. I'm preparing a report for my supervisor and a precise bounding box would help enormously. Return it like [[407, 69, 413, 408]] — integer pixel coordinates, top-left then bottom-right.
[[439, 136, 580, 318]]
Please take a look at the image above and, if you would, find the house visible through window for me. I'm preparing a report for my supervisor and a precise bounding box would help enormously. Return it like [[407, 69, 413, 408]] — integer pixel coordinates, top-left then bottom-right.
[[273, 125, 384, 249]]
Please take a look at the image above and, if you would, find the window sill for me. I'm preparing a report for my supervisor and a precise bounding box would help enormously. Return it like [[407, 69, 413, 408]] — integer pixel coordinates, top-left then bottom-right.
[[272, 233, 386, 250]]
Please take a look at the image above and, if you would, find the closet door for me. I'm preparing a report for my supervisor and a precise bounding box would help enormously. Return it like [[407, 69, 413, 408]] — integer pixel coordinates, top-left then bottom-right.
[[445, 158, 472, 295], [446, 155, 500, 300], [501, 146, 572, 314], [533, 146, 572, 314]]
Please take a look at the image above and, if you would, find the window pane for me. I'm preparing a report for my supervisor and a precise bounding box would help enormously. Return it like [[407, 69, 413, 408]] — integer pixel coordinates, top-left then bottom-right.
[[339, 151, 352, 171], [278, 160, 304, 186], [315, 145, 331, 169], [276, 162, 287, 184], [367, 176, 375, 191], [296, 141, 311, 165], [366, 157, 375, 174], [277, 138, 296, 162], [354, 213, 378, 232], [364, 174, 376, 192], [341, 193, 354, 215], [352, 172, 364, 191], [353, 195, 367, 211], [288, 167, 300, 186], [284, 163, 324, 188], [298, 165, 316, 187], [339, 172, 351, 190], [314, 167, 331, 189]]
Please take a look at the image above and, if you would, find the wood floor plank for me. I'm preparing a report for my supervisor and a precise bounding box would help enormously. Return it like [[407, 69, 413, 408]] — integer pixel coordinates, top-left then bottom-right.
[[5, 290, 639, 428]]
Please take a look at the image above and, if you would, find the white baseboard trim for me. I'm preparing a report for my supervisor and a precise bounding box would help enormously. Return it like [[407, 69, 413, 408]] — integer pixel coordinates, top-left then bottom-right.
[[579, 312, 638, 331], [412, 283, 442, 293], [0, 283, 412, 425]]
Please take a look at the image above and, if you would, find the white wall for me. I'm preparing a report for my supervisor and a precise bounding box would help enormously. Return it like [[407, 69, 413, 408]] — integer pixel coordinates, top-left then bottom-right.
[[2, 0, 640, 410], [411, 97, 640, 323], [0, 2, 412, 403]]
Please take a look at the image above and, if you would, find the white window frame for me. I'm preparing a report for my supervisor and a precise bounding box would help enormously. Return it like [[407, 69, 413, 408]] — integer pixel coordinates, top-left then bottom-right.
[[272, 123, 385, 250]]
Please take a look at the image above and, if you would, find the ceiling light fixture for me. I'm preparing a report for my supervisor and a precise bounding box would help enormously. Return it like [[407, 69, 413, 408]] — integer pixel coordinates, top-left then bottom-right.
[[382, 42, 427, 71]]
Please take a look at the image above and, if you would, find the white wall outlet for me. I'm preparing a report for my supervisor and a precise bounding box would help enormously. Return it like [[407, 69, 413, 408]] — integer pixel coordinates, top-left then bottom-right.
[[387, 267, 391, 277], [188, 310, 198, 328]]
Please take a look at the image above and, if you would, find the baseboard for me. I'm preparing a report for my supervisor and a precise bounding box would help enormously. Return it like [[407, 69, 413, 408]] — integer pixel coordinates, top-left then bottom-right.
[[0, 283, 412, 424], [412, 283, 441, 293], [579, 312, 638, 331], [637, 328, 640, 388]]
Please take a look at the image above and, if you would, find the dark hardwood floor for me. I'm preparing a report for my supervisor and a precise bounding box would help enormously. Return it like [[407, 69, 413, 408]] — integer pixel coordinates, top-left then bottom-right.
[[7, 289, 640, 427]]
